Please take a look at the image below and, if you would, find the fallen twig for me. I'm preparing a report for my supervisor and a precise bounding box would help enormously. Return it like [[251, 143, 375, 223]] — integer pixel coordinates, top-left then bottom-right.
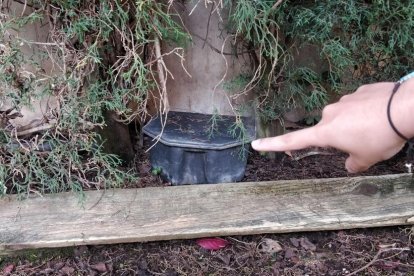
[[292, 150, 334, 161], [347, 247, 411, 276], [16, 123, 53, 136]]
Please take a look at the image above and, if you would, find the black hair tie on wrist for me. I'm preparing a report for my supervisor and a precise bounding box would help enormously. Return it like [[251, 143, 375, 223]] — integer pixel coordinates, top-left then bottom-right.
[[387, 82, 414, 173]]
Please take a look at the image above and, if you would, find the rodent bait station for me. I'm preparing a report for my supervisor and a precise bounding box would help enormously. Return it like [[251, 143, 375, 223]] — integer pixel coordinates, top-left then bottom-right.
[[143, 111, 255, 185]]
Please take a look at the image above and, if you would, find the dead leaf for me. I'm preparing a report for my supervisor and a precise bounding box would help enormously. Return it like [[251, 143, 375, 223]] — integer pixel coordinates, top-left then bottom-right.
[[290, 237, 300, 247], [60, 266, 75, 275], [290, 255, 300, 264], [2, 264, 15, 275], [196, 237, 230, 250], [300, 237, 316, 251], [284, 248, 297, 259], [260, 238, 283, 254], [53, 262, 65, 270], [90, 262, 107, 273], [216, 253, 231, 265]]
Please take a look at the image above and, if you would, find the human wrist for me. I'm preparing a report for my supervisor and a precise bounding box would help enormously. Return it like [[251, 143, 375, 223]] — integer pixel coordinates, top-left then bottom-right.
[[393, 77, 414, 139]]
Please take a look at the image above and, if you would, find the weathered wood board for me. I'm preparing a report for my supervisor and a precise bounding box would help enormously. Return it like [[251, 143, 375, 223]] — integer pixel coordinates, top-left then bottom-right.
[[1, 174, 414, 255]]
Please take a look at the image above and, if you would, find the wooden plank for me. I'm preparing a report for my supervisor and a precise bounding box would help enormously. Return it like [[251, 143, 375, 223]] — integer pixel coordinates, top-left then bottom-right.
[[1, 174, 414, 255]]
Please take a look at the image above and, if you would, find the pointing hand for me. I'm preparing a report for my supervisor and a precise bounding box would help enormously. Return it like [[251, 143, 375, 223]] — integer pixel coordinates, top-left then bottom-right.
[[252, 81, 414, 173]]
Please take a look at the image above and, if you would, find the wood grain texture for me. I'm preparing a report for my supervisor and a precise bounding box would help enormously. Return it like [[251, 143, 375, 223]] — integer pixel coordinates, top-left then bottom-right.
[[1, 174, 414, 255]]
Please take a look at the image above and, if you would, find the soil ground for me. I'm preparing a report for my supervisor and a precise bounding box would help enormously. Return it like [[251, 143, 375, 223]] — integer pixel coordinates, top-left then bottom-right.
[[1, 145, 413, 275]]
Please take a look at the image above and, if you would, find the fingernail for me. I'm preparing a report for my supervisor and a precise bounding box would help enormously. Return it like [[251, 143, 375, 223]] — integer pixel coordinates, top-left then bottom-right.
[[251, 140, 260, 149]]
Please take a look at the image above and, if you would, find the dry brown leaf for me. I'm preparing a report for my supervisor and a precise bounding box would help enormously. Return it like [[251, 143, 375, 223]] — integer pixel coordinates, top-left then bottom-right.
[[260, 238, 283, 254], [300, 237, 316, 251], [290, 237, 300, 247], [90, 262, 107, 273], [60, 266, 75, 275], [284, 247, 297, 259]]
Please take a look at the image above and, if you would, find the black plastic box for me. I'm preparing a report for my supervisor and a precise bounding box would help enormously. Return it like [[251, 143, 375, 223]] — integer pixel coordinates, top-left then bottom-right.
[[143, 111, 255, 185]]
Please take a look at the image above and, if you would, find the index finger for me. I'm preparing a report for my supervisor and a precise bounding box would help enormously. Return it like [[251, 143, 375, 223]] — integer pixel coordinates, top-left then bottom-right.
[[251, 126, 327, 152]]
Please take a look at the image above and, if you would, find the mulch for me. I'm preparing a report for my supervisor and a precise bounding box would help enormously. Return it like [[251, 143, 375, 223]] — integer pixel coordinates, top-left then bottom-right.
[[1, 145, 413, 275], [134, 142, 408, 188]]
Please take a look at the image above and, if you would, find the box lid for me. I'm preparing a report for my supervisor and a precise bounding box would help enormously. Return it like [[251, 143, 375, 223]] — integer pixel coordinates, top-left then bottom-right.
[[143, 111, 255, 150]]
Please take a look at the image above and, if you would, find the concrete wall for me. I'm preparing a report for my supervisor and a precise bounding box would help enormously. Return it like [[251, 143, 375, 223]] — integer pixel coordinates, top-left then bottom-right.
[[1, 1, 58, 130], [163, 2, 252, 116]]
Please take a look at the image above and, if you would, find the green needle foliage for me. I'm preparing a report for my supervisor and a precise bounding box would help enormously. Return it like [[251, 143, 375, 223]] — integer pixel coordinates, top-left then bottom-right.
[[0, 0, 188, 197], [224, 0, 414, 122]]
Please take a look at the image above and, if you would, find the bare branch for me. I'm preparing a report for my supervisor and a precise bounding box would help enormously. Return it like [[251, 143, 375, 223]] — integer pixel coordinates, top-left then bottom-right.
[[272, 0, 284, 9], [16, 123, 53, 137], [154, 36, 170, 114]]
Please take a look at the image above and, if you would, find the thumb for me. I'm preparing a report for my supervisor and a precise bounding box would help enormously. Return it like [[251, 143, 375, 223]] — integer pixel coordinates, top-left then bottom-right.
[[345, 155, 370, 173], [251, 126, 326, 152]]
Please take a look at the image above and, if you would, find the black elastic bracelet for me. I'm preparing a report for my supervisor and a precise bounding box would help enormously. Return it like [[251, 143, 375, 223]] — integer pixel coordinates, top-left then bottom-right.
[[386, 82, 414, 169]]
